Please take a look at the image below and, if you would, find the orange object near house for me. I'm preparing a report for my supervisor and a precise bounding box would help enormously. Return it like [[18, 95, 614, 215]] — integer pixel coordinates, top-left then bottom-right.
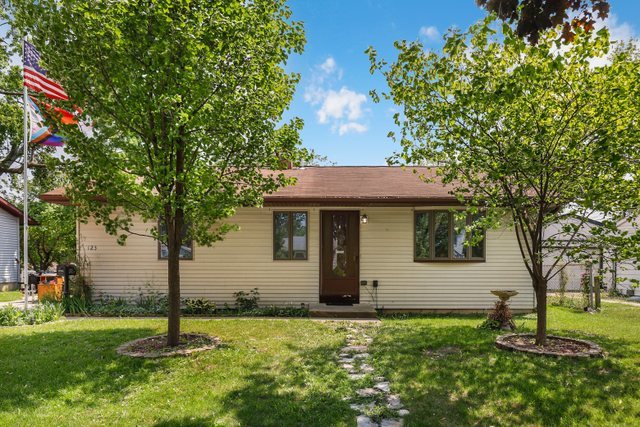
[[37, 274, 63, 301]]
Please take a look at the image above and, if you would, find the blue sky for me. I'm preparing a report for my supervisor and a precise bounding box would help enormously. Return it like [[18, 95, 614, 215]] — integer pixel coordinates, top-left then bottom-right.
[[283, 0, 640, 165]]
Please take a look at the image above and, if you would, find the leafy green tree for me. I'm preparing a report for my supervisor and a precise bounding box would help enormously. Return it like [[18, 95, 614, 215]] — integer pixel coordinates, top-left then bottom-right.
[[0, 5, 22, 179], [0, 66, 24, 178], [4, 156, 76, 273], [368, 17, 640, 344], [10, 0, 308, 346], [0, 6, 54, 181], [29, 165, 76, 272], [28, 202, 76, 272]]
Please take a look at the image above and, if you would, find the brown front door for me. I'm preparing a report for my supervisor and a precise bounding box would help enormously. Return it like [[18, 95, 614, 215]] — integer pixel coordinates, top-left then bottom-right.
[[320, 211, 360, 304]]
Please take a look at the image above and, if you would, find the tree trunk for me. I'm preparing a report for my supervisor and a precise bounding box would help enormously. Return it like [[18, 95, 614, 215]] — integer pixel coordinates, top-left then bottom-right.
[[535, 277, 548, 346], [166, 211, 182, 347], [166, 128, 186, 347]]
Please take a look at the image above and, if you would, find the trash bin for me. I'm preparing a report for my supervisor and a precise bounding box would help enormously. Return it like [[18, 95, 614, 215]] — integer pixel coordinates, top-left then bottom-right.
[[37, 273, 63, 301]]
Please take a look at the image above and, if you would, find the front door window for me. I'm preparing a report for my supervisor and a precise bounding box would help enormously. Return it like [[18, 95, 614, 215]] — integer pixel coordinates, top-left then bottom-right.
[[332, 213, 348, 277]]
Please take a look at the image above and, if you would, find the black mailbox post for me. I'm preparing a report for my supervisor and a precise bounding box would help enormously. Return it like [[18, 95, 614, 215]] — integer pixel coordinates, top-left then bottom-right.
[[28, 273, 39, 292], [57, 264, 78, 297]]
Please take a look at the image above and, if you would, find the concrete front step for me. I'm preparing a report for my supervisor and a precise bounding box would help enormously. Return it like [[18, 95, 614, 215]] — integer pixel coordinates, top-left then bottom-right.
[[309, 303, 378, 319]]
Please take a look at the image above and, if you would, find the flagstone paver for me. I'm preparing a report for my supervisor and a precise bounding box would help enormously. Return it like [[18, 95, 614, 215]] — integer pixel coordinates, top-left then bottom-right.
[[357, 415, 378, 427], [338, 322, 407, 426], [387, 394, 403, 410]]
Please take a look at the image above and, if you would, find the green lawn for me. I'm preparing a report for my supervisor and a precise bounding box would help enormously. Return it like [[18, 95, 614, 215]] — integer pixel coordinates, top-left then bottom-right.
[[0, 318, 355, 427], [0, 290, 22, 302], [372, 303, 640, 426], [1, 304, 638, 426]]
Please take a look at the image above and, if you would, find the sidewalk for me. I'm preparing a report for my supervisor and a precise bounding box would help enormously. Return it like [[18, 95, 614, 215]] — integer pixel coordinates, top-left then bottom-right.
[[601, 298, 640, 308], [0, 295, 39, 309]]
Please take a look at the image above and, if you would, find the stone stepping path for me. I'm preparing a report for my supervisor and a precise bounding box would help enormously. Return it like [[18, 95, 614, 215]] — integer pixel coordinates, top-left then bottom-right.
[[339, 324, 408, 427]]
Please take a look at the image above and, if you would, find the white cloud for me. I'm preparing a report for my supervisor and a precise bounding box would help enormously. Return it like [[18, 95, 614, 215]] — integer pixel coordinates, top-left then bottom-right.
[[419, 25, 440, 41], [304, 58, 369, 136], [304, 56, 342, 104], [605, 14, 635, 42], [303, 85, 325, 105], [317, 87, 367, 124], [338, 122, 368, 136], [320, 57, 337, 74]]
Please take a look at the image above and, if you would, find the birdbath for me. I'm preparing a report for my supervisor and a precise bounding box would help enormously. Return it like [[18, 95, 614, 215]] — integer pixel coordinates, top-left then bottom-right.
[[488, 290, 519, 331], [491, 290, 519, 303]]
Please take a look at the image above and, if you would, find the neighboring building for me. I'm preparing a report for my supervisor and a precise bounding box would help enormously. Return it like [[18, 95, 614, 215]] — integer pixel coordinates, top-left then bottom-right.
[[40, 167, 535, 311], [543, 215, 640, 296], [0, 196, 35, 291], [612, 217, 640, 296], [542, 216, 604, 293]]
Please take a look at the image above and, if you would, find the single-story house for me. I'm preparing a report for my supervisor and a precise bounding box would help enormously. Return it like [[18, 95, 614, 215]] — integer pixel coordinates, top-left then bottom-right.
[[41, 166, 535, 311], [0, 196, 35, 291]]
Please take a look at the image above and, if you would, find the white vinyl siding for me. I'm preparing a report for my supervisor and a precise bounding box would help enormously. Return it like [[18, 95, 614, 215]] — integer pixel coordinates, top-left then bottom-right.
[[78, 206, 534, 309], [359, 207, 533, 310], [78, 208, 320, 305], [0, 209, 20, 285]]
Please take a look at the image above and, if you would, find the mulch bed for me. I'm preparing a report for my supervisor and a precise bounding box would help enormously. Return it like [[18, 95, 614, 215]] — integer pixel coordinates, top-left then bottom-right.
[[117, 333, 221, 358], [496, 333, 603, 358]]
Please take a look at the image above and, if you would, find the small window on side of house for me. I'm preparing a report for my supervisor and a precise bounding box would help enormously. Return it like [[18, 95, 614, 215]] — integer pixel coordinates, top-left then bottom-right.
[[414, 212, 430, 260], [158, 221, 194, 260], [470, 213, 485, 259], [274, 211, 308, 260], [414, 211, 485, 262]]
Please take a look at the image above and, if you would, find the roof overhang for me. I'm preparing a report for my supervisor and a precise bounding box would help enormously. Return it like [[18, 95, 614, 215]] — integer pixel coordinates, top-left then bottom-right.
[[0, 196, 38, 225], [39, 192, 73, 206], [40, 191, 463, 208], [263, 197, 463, 207]]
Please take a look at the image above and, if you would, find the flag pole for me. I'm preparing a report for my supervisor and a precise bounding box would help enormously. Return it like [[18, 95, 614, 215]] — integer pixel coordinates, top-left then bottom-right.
[[22, 36, 29, 310]]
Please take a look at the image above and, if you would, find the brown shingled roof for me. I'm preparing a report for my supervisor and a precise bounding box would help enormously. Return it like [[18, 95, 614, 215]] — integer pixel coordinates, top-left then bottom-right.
[[40, 166, 461, 207], [263, 166, 459, 206]]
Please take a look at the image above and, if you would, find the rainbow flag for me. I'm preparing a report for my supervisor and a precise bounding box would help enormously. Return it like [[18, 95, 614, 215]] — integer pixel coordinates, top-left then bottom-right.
[[28, 97, 65, 147]]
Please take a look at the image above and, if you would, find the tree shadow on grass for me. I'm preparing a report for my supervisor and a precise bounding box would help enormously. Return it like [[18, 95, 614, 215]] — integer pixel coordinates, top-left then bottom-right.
[[151, 322, 354, 427], [0, 325, 162, 413], [371, 321, 639, 426], [215, 341, 354, 427]]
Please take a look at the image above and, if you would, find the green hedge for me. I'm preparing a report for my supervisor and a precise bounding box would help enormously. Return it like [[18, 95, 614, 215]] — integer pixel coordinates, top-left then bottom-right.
[[59, 294, 309, 318], [0, 303, 64, 326]]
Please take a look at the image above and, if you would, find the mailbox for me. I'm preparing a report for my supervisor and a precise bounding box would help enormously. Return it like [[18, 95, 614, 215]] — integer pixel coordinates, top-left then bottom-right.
[[59, 263, 78, 297], [28, 273, 40, 286], [67, 264, 77, 276]]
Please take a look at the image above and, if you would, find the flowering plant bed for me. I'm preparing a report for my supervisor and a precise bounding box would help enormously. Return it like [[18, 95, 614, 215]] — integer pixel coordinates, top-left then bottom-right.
[[116, 333, 221, 358], [496, 333, 603, 358]]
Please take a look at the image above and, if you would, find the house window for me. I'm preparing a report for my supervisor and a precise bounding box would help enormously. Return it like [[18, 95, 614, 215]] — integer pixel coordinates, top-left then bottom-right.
[[158, 221, 194, 260], [274, 211, 308, 260], [414, 211, 485, 262]]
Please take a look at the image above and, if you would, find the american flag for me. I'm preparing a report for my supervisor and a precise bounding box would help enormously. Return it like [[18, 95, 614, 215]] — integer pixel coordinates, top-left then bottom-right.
[[23, 41, 68, 101]]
